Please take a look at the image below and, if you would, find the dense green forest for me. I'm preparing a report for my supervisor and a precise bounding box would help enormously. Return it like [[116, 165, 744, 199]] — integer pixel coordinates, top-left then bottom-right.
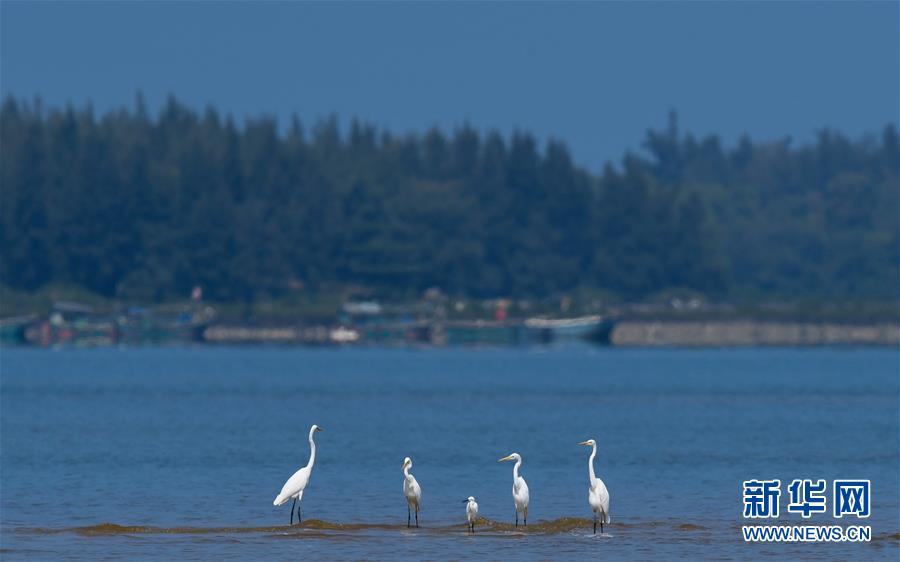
[[1, 96, 897, 304]]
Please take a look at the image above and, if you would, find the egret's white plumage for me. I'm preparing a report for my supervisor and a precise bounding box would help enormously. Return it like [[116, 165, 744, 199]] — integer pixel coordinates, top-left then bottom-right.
[[402, 456, 422, 528], [274, 424, 322, 524], [498, 452, 529, 527], [464, 496, 479, 534], [579, 439, 610, 534]]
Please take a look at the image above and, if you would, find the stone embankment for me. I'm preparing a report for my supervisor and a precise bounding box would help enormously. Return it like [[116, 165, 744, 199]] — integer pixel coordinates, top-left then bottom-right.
[[611, 321, 900, 346]]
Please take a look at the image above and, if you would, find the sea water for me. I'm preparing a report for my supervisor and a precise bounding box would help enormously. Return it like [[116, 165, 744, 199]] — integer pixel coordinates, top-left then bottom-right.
[[1, 346, 897, 560]]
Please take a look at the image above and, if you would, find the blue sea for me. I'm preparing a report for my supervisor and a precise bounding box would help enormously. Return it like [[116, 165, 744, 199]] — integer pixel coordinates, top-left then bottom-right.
[[1, 347, 897, 560]]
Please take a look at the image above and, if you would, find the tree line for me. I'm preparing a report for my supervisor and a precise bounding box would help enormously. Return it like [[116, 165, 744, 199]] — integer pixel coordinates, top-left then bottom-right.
[[1, 97, 897, 303]]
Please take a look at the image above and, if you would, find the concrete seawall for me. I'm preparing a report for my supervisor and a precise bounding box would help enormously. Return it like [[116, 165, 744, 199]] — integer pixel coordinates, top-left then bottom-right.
[[611, 321, 900, 347]]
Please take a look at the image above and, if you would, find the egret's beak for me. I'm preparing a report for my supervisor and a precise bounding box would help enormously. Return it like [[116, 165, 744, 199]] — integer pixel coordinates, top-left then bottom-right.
[[316, 427, 324, 432], [498, 454, 514, 462], [401, 460, 408, 468], [578, 440, 592, 446], [462, 499, 469, 503]]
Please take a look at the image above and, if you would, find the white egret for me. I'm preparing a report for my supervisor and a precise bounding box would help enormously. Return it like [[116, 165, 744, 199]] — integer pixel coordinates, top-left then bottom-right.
[[498, 453, 529, 527], [401, 456, 422, 528], [579, 439, 610, 534], [464, 496, 479, 534], [273, 424, 323, 524]]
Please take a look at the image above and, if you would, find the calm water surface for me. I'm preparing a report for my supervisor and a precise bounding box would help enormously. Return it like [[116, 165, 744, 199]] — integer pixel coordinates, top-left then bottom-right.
[[1, 347, 898, 560]]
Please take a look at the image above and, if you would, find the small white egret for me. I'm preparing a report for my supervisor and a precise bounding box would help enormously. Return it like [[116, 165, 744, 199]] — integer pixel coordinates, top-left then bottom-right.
[[401, 456, 422, 528], [498, 453, 529, 527], [579, 439, 610, 534], [463, 496, 479, 534], [273, 424, 323, 524]]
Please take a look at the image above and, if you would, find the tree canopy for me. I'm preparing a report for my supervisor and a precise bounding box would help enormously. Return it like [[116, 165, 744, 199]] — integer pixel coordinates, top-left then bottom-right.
[[1, 98, 897, 303]]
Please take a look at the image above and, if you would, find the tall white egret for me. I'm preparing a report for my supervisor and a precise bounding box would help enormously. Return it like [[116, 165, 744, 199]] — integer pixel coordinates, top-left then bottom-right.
[[464, 496, 479, 534], [578, 439, 610, 534], [401, 456, 422, 528], [498, 453, 529, 527], [273, 424, 323, 525]]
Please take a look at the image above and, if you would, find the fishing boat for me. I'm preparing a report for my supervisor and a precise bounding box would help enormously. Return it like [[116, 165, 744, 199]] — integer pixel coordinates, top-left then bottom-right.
[[522, 315, 616, 345]]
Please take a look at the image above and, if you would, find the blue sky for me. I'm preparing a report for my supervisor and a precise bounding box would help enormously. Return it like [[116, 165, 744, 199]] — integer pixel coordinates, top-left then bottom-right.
[[1, 1, 897, 170]]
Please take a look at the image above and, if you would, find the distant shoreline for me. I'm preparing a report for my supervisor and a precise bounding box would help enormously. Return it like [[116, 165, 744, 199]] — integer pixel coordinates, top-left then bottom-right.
[[4, 309, 899, 348]]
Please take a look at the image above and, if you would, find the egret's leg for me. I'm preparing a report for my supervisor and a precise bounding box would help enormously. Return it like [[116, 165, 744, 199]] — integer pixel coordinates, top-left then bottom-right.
[[415, 506, 419, 528], [290, 497, 297, 525], [600, 520, 604, 534], [515, 512, 518, 528], [407, 505, 411, 528], [593, 517, 597, 534], [297, 502, 302, 524], [524, 509, 527, 527]]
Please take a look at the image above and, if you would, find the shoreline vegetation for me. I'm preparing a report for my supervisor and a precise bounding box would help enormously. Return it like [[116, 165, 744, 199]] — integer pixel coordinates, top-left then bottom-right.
[[2, 97, 897, 347]]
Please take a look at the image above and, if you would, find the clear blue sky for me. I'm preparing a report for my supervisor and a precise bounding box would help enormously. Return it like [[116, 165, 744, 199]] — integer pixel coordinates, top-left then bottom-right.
[[1, 1, 897, 170]]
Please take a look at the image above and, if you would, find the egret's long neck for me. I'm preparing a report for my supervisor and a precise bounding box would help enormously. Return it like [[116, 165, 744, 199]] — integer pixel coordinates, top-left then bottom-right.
[[403, 465, 411, 479], [306, 429, 317, 470], [588, 443, 598, 486], [513, 458, 522, 483]]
